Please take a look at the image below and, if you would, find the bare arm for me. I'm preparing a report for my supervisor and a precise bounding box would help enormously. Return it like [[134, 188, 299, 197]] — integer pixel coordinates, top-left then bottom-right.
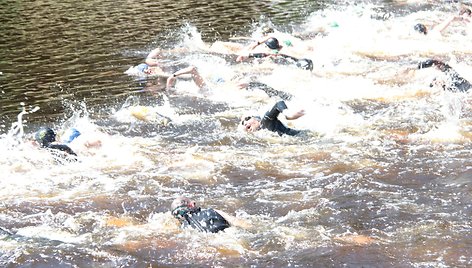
[[166, 66, 206, 90], [284, 109, 305, 120], [433, 13, 469, 34], [215, 209, 251, 229], [236, 36, 272, 62], [145, 48, 162, 66], [433, 16, 457, 34]]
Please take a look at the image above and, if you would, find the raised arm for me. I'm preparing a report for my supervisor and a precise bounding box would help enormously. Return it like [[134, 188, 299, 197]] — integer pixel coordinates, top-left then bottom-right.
[[272, 100, 305, 120], [283, 108, 305, 120], [166, 66, 206, 90], [144, 48, 162, 67], [236, 36, 273, 62], [433, 15, 459, 34]]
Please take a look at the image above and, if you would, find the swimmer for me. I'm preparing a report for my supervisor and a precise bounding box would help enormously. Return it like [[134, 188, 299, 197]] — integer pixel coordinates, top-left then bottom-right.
[[171, 196, 230, 233], [240, 100, 305, 136], [210, 25, 300, 56], [417, 59, 471, 92], [414, 7, 471, 36], [434, 7, 471, 34], [34, 127, 77, 156], [236, 37, 313, 71], [413, 23, 429, 35], [130, 47, 206, 91]]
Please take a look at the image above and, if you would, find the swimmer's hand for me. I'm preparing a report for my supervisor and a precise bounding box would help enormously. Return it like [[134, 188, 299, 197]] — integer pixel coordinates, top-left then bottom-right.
[[166, 76, 177, 90], [285, 109, 305, 120]]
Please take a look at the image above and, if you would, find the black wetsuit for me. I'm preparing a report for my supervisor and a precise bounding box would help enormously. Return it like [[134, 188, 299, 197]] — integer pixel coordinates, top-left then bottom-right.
[[418, 59, 471, 93], [438, 69, 471, 92], [47, 143, 77, 156], [248, 53, 313, 71], [277, 54, 313, 71], [247, 82, 293, 101], [179, 207, 230, 233], [261, 101, 300, 136]]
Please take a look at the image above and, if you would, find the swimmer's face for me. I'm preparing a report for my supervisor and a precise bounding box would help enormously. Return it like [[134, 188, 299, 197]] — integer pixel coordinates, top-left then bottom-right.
[[172, 197, 197, 211], [241, 116, 261, 132]]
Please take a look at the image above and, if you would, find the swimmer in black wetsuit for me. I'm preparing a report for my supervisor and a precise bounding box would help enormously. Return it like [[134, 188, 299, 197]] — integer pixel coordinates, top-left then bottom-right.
[[171, 197, 231, 233], [413, 8, 471, 36], [236, 37, 313, 71], [241, 100, 305, 136], [418, 59, 471, 92], [35, 127, 77, 156]]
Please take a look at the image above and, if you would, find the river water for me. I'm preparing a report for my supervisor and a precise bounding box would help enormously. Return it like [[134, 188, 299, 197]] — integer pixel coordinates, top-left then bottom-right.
[[1, 0, 471, 267]]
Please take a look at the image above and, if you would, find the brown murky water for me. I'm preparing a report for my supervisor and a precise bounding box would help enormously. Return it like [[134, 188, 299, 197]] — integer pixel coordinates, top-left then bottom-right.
[[1, 0, 471, 267]]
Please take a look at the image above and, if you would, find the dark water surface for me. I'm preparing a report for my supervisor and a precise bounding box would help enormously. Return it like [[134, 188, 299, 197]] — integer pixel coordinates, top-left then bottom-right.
[[1, 0, 471, 267]]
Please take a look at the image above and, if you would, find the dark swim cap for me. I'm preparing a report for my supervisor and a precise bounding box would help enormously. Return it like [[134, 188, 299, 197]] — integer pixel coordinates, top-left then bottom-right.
[[414, 23, 427, 35], [264, 37, 281, 50], [35, 127, 56, 147]]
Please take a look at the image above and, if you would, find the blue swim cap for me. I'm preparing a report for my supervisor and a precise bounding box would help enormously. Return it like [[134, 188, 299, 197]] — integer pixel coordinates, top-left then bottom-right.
[[136, 63, 149, 73], [35, 127, 56, 147], [62, 128, 81, 143]]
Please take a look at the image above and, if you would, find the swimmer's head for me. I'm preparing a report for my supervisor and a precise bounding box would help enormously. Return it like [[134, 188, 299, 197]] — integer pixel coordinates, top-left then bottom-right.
[[171, 196, 199, 220], [414, 23, 428, 35], [136, 63, 149, 73], [171, 196, 197, 211], [61, 128, 81, 143], [459, 7, 471, 17], [240, 115, 261, 132], [35, 127, 56, 147], [264, 37, 281, 50]]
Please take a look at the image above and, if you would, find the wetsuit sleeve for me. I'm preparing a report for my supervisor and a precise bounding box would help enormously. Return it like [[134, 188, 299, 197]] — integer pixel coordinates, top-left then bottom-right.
[[265, 101, 288, 120], [247, 82, 293, 101], [417, 59, 450, 71], [248, 52, 269, 58], [446, 71, 471, 92], [418, 59, 436, 69], [47, 143, 77, 156], [275, 54, 313, 71], [182, 208, 230, 233]]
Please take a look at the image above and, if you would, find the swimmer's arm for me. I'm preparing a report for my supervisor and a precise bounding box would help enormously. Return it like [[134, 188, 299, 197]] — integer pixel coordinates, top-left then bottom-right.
[[248, 36, 271, 50], [84, 139, 102, 148], [236, 36, 272, 62], [145, 48, 162, 66], [215, 210, 251, 229], [433, 15, 457, 34], [399, 66, 417, 75], [283, 108, 305, 120], [166, 66, 206, 90]]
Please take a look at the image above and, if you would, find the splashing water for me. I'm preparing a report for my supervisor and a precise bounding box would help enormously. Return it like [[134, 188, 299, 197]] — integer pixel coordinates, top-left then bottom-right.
[[1, 1, 472, 267]]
